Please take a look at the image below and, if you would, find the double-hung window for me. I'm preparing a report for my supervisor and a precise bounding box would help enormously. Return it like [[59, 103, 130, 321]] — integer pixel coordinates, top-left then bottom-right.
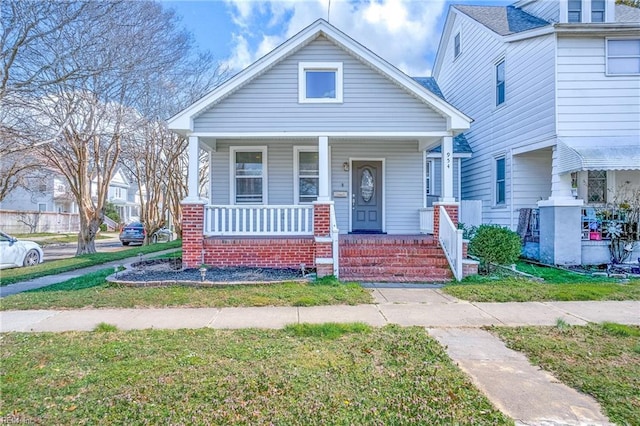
[[232, 147, 267, 204], [568, 0, 582, 22], [495, 157, 506, 205], [294, 147, 319, 203], [454, 32, 461, 58], [495, 59, 505, 106], [298, 62, 343, 103], [607, 39, 640, 75], [591, 0, 605, 22]]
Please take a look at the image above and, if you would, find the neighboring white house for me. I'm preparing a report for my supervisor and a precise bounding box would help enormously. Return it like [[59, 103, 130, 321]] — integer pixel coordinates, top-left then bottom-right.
[[433, 0, 640, 265], [169, 19, 477, 281], [90, 167, 140, 224]]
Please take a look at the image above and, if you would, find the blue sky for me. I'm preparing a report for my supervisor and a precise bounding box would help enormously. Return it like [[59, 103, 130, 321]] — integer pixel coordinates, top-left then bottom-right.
[[165, 0, 512, 76]]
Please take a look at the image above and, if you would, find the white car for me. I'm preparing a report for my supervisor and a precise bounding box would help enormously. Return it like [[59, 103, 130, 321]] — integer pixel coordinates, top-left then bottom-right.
[[0, 231, 44, 269]]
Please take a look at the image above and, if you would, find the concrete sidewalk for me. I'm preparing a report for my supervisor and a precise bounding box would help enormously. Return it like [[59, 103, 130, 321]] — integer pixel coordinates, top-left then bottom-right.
[[0, 248, 180, 298], [1, 288, 638, 426]]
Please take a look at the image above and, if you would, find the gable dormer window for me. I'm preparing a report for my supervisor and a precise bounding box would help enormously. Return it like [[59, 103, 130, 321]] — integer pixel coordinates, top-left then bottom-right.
[[568, 0, 582, 23], [454, 32, 461, 58], [495, 59, 506, 106], [298, 62, 343, 103], [591, 0, 605, 22]]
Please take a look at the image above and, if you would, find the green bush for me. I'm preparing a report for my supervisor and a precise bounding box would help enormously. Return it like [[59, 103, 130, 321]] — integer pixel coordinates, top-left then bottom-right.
[[468, 224, 521, 273], [99, 223, 107, 232]]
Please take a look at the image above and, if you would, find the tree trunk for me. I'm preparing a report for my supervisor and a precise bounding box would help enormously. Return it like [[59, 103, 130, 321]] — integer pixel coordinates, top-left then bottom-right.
[[76, 215, 101, 255]]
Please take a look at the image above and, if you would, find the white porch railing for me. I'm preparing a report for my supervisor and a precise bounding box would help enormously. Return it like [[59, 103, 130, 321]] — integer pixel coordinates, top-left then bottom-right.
[[330, 203, 339, 277], [204, 205, 314, 236], [419, 207, 434, 234], [438, 205, 464, 281]]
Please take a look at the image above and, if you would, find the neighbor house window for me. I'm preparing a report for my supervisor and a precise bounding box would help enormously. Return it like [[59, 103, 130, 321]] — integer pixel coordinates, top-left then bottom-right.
[[294, 147, 319, 203], [607, 39, 640, 75], [591, 0, 605, 22], [495, 157, 506, 205], [495, 59, 505, 106], [298, 62, 343, 103], [587, 170, 607, 203], [38, 203, 47, 212], [568, 0, 582, 22], [231, 147, 267, 204], [454, 32, 461, 58]]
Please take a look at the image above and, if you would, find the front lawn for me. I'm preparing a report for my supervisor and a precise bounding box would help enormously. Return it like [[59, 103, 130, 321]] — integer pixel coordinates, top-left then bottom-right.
[[492, 323, 640, 425], [0, 270, 372, 310], [0, 240, 181, 286], [0, 325, 511, 425], [443, 261, 640, 302]]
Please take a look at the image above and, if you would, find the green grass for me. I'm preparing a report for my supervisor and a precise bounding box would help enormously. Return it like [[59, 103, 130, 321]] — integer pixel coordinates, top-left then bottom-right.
[[0, 325, 511, 425], [0, 272, 372, 310], [492, 323, 640, 425], [0, 240, 181, 286], [443, 261, 640, 302]]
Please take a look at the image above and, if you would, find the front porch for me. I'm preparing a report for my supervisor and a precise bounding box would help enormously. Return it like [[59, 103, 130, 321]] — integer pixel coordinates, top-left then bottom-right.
[[182, 202, 475, 281]]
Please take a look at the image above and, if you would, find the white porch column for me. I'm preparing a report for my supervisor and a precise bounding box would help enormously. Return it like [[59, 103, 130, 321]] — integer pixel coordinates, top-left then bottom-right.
[[440, 135, 455, 203], [318, 136, 330, 202], [184, 135, 201, 203]]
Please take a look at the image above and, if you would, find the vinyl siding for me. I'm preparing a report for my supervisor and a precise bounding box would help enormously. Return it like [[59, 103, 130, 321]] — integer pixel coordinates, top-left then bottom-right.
[[520, 0, 560, 23], [512, 148, 553, 213], [435, 11, 556, 229], [209, 139, 425, 234], [557, 36, 640, 138], [193, 37, 447, 133]]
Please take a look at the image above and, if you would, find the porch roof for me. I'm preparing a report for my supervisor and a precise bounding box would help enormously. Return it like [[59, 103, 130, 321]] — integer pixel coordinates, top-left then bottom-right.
[[557, 139, 640, 173]]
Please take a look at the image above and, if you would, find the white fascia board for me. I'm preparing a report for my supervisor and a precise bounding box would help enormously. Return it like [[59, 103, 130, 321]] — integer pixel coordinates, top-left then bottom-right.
[[190, 131, 452, 139], [167, 20, 329, 133], [503, 26, 555, 42], [432, 7, 456, 79]]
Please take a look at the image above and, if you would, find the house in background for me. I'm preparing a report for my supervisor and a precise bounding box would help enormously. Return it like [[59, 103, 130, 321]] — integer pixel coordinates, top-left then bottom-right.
[[433, 0, 640, 265], [90, 167, 141, 226], [0, 169, 77, 215], [170, 19, 478, 281]]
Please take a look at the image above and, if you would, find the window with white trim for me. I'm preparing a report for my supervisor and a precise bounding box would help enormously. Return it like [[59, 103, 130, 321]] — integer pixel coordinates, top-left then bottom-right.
[[607, 39, 640, 75], [568, 0, 582, 22], [495, 59, 505, 106], [495, 156, 506, 205], [425, 157, 433, 196], [231, 147, 267, 204], [298, 62, 343, 103], [454, 32, 461, 58], [591, 0, 605, 22], [294, 147, 319, 203]]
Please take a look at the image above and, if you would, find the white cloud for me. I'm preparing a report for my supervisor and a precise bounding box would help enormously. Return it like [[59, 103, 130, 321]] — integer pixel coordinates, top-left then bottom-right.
[[222, 0, 448, 77]]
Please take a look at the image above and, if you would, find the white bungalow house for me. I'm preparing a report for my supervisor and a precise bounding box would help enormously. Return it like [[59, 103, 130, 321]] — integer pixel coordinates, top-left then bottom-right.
[[169, 19, 477, 281], [433, 0, 640, 265]]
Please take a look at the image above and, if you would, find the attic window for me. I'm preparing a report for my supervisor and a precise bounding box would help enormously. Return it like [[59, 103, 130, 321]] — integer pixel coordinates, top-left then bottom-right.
[[454, 32, 461, 58], [299, 62, 343, 103]]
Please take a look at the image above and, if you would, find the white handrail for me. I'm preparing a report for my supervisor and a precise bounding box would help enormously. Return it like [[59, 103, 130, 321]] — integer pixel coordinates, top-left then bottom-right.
[[205, 205, 314, 236], [330, 203, 339, 277], [438, 205, 463, 281]]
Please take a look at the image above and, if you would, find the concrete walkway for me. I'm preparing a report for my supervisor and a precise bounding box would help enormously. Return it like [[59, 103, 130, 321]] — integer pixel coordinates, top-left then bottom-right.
[[0, 248, 180, 298], [1, 285, 638, 425]]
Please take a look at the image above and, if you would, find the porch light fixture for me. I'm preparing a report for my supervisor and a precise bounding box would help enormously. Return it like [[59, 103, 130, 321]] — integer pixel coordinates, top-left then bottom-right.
[[342, 162, 349, 172]]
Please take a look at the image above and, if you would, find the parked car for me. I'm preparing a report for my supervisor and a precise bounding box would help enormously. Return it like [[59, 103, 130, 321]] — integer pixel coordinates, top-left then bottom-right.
[[119, 222, 173, 246], [0, 231, 44, 269]]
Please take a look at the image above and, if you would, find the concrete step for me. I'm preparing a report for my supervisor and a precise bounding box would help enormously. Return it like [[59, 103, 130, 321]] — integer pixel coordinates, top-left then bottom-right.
[[340, 266, 452, 282]]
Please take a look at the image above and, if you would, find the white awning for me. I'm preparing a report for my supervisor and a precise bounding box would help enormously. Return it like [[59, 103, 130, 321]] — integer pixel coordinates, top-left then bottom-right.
[[557, 139, 640, 174]]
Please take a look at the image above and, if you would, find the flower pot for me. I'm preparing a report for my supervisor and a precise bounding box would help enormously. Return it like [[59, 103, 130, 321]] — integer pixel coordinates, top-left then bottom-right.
[[589, 232, 601, 240]]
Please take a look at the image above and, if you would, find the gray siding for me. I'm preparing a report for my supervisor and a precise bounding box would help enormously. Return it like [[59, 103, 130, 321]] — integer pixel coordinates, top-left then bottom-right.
[[194, 37, 447, 133], [210, 139, 425, 234], [435, 11, 556, 229], [512, 148, 552, 213]]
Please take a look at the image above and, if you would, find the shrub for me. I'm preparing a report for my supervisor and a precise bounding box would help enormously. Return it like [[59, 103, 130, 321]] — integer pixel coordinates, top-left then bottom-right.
[[468, 224, 521, 273], [99, 223, 107, 232]]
